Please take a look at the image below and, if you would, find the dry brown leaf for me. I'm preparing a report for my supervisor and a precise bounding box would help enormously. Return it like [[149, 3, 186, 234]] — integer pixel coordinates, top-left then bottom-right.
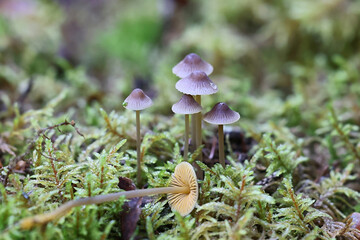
[[0, 137, 16, 156]]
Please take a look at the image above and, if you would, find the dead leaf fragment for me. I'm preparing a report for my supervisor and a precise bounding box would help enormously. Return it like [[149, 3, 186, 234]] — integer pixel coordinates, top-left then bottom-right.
[[0, 137, 16, 156], [118, 176, 136, 191], [119, 197, 142, 240]]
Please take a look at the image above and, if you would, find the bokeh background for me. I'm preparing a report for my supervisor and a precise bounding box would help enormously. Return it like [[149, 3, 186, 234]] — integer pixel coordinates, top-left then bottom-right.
[[2, 1, 360, 239], [1, 0, 360, 129]]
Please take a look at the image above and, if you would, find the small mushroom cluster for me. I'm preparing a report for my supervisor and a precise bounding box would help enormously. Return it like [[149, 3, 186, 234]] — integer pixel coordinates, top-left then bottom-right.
[[122, 53, 240, 184], [120, 54, 239, 212], [172, 53, 240, 169]]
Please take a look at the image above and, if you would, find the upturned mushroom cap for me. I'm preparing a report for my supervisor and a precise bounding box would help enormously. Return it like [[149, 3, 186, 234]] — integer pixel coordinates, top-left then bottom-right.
[[167, 162, 198, 216], [123, 88, 153, 111], [172, 53, 213, 78], [175, 71, 218, 96], [203, 102, 240, 125], [172, 94, 202, 115]]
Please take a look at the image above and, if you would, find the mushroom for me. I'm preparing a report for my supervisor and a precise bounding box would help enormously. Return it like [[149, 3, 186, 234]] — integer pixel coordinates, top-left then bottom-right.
[[172, 53, 213, 78], [172, 54, 214, 163], [172, 94, 202, 160], [175, 71, 218, 176], [203, 102, 240, 167], [20, 162, 198, 229], [123, 88, 152, 186]]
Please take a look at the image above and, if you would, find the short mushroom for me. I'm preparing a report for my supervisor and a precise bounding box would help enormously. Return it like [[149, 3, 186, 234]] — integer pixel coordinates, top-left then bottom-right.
[[203, 102, 240, 167], [172, 94, 202, 160], [175, 71, 218, 177], [19, 162, 198, 229], [172, 53, 213, 78], [123, 88, 152, 186]]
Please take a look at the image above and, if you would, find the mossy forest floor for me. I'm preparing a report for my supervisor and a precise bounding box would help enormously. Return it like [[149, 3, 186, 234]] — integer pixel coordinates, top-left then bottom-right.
[[1, 0, 360, 239]]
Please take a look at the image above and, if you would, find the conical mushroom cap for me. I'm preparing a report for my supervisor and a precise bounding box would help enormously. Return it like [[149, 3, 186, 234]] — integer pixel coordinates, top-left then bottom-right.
[[172, 53, 213, 78], [167, 162, 198, 216], [203, 102, 240, 125], [175, 71, 218, 96], [123, 88, 153, 111], [172, 94, 202, 115]]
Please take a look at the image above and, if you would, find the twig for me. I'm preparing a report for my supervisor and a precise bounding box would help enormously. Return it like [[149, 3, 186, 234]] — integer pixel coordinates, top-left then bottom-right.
[[37, 120, 84, 139]]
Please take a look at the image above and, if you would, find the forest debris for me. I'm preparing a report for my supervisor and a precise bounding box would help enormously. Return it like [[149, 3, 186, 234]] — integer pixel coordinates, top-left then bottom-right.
[[37, 120, 84, 138], [118, 176, 136, 191], [118, 177, 141, 240], [14, 160, 27, 172], [0, 136, 16, 156], [119, 197, 143, 240]]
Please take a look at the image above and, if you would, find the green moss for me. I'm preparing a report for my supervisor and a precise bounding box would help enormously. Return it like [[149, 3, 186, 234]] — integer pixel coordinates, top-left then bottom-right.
[[2, 0, 360, 239]]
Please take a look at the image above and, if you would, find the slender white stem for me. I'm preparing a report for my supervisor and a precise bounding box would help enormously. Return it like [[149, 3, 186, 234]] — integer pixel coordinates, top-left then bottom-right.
[[195, 95, 202, 150], [136, 110, 142, 186], [191, 104, 196, 151], [195, 95, 203, 179], [184, 114, 189, 160], [218, 124, 225, 167]]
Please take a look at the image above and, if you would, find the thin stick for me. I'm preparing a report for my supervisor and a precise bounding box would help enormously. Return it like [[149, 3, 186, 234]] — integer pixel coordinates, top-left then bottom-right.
[[218, 124, 225, 167], [19, 187, 189, 230], [136, 110, 142, 186], [184, 114, 189, 160]]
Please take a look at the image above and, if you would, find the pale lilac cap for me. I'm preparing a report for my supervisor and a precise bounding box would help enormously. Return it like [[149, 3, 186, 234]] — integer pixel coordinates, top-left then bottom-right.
[[175, 71, 218, 96], [172, 53, 213, 78], [172, 94, 202, 115], [123, 88, 153, 111], [203, 102, 240, 125]]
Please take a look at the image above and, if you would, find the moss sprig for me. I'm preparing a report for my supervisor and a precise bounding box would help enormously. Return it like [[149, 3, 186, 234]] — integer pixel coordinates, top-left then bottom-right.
[[254, 133, 308, 177]]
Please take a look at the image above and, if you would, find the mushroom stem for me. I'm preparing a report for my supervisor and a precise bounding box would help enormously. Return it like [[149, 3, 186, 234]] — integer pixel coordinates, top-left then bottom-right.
[[218, 124, 225, 167], [19, 186, 190, 230], [195, 95, 203, 178], [184, 114, 189, 160], [195, 95, 202, 150], [191, 112, 196, 151], [136, 110, 142, 186]]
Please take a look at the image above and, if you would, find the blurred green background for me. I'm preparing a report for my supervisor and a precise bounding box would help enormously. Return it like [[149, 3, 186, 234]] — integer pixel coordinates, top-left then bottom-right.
[[1, 1, 360, 238], [1, 0, 360, 129]]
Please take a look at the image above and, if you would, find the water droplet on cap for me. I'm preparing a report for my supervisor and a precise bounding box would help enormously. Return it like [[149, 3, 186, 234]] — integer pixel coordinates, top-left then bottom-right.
[[210, 82, 217, 90]]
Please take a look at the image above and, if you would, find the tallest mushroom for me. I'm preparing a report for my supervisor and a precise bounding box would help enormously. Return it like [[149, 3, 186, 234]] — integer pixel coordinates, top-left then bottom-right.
[[172, 54, 216, 178]]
